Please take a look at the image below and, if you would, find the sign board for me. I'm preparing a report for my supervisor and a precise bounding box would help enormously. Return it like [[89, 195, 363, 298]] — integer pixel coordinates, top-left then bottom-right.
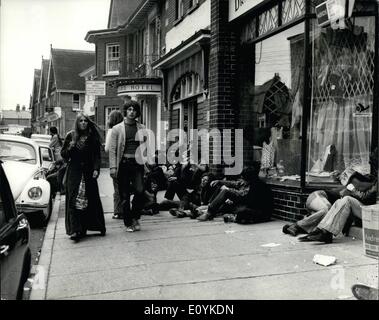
[[118, 83, 161, 95], [316, 0, 355, 27], [229, 0, 264, 22], [86, 80, 106, 96], [316, 2, 330, 27], [46, 113, 59, 122]]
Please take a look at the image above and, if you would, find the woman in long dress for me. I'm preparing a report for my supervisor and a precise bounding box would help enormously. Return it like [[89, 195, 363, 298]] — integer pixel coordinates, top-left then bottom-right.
[[61, 113, 106, 241]]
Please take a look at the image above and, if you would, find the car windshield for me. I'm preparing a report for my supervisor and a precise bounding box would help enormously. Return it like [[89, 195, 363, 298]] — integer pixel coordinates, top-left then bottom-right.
[[0, 140, 37, 164]]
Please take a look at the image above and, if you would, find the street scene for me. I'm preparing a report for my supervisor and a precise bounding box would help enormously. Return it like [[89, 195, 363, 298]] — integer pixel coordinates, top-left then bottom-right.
[[1, 0, 379, 304]]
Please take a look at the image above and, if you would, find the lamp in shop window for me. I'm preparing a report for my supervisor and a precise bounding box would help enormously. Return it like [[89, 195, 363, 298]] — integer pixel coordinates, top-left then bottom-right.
[[328, 0, 356, 29], [316, 0, 355, 29]]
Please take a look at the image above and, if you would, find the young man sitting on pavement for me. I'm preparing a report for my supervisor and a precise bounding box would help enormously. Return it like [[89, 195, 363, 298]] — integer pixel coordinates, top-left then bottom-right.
[[159, 149, 208, 211], [169, 172, 216, 218], [223, 162, 273, 224], [283, 149, 378, 243], [140, 178, 160, 216], [197, 167, 253, 221]]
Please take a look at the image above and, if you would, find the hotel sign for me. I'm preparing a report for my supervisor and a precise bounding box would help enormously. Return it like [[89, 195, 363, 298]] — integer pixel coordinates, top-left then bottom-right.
[[118, 84, 161, 94], [86, 80, 106, 96], [229, 0, 264, 22]]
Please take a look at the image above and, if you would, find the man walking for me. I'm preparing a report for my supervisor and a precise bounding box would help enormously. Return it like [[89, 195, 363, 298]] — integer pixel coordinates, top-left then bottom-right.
[[109, 100, 146, 232]]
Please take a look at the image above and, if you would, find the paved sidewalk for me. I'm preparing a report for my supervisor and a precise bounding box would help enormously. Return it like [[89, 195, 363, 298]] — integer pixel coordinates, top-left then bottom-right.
[[31, 169, 379, 300]]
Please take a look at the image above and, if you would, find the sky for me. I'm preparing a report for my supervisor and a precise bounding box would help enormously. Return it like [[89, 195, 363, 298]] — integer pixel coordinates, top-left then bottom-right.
[[0, 0, 110, 110]]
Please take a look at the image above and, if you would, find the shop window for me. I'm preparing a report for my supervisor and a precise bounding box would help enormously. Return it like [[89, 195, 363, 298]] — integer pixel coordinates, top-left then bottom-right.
[[172, 73, 202, 102], [72, 94, 80, 111], [106, 43, 120, 75], [307, 17, 375, 184], [251, 23, 305, 181]]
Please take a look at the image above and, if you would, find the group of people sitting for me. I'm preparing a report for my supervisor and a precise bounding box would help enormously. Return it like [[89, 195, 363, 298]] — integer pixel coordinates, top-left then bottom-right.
[[141, 152, 275, 225], [138, 146, 378, 247]]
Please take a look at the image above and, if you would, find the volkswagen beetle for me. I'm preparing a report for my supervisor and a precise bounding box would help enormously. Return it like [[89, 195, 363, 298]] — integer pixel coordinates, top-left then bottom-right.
[[0, 134, 52, 225]]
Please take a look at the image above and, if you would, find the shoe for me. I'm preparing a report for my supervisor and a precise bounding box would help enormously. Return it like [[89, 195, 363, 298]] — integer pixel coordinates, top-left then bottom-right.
[[283, 223, 301, 236], [169, 208, 178, 216], [69, 232, 81, 241], [299, 229, 333, 243], [197, 212, 213, 221], [141, 209, 153, 215], [176, 209, 188, 218], [351, 284, 379, 300], [133, 219, 141, 231], [126, 226, 135, 232], [223, 214, 236, 223], [112, 214, 123, 219]]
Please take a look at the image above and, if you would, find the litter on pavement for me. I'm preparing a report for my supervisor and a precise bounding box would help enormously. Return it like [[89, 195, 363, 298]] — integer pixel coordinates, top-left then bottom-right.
[[313, 254, 337, 266], [261, 243, 282, 247]]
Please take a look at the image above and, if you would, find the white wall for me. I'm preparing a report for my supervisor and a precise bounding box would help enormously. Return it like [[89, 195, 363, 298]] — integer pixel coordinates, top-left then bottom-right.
[[165, 0, 210, 52]]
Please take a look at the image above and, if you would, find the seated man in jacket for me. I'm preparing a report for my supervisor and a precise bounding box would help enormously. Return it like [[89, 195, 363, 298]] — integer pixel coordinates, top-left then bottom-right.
[[223, 162, 273, 224], [197, 167, 253, 221], [296, 149, 378, 243], [169, 172, 216, 218]]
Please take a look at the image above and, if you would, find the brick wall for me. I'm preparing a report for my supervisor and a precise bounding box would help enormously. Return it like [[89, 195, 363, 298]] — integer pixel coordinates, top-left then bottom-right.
[[270, 186, 310, 222], [209, 0, 237, 177]]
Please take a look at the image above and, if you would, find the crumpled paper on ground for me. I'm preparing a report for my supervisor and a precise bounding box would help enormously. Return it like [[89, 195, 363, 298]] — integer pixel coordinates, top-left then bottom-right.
[[261, 243, 282, 248], [313, 254, 337, 266]]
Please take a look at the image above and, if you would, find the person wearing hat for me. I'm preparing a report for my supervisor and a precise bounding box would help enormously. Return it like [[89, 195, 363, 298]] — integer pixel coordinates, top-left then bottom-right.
[[109, 100, 146, 232]]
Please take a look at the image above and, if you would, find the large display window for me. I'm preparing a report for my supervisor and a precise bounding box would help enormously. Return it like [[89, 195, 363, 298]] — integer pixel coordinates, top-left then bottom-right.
[[237, 0, 377, 189], [252, 23, 305, 184], [307, 17, 375, 184]]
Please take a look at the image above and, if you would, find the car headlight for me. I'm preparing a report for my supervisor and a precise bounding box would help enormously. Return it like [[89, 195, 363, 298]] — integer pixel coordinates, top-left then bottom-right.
[[28, 187, 42, 200]]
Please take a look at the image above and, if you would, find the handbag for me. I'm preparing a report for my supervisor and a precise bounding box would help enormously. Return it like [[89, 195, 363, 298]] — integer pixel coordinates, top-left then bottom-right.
[[75, 175, 88, 210]]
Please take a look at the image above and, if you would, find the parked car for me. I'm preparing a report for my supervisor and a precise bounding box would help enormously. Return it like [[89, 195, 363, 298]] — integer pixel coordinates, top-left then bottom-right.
[[0, 160, 31, 300], [0, 134, 52, 225], [30, 134, 51, 147]]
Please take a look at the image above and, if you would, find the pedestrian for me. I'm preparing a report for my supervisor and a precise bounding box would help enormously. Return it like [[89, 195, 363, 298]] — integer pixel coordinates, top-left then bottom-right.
[[61, 113, 106, 241], [49, 126, 63, 162], [46, 126, 65, 195], [109, 100, 147, 232], [104, 110, 124, 219]]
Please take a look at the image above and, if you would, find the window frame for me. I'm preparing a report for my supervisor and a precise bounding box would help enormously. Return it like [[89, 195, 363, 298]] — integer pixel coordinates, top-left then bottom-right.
[[106, 43, 120, 75], [72, 93, 80, 111]]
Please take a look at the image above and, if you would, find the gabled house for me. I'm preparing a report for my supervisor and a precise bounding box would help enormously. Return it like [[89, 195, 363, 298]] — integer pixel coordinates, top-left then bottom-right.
[[30, 68, 41, 132], [31, 58, 50, 133], [31, 47, 95, 136]]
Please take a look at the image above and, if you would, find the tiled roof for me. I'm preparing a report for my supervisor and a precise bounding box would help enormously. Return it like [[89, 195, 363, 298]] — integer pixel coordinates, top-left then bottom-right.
[[108, 0, 142, 28], [51, 49, 95, 91], [1, 110, 31, 119]]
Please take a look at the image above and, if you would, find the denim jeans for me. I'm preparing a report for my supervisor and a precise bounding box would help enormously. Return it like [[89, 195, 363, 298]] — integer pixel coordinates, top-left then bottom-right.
[[117, 158, 145, 227], [112, 177, 122, 216], [317, 196, 362, 236]]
